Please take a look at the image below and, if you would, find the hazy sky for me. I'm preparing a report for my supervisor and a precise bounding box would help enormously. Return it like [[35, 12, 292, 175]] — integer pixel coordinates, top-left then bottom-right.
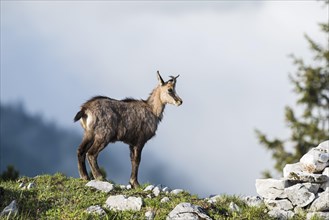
[[1, 1, 327, 197]]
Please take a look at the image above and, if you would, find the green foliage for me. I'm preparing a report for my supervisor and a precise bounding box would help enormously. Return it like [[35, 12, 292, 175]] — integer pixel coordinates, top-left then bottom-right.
[[0, 165, 19, 181], [0, 174, 281, 220], [256, 18, 329, 175]]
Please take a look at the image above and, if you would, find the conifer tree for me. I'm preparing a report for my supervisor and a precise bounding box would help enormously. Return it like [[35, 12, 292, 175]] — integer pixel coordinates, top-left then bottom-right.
[[256, 20, 329, 177]]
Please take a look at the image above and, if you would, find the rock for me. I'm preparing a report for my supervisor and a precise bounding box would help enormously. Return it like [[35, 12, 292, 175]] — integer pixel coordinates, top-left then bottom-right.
[[105, 195, 143, 211], [161, 197, 170, 203], [286, 172, 328, 183], [207, 195, 222, 204], [306, 212, 329, 220], [254, 141, 329, 219], [284, 183, 315, 207], [323, 167, 329, 176], [171, 189, 184, 195], [0, 200, 18, 217], [302, 183, 320, 194], [317, 140, 329, 153], [166, 203, 212, 220], [144, 185, 155, 192], [268, 209, 295, 220], [27, 182, 36, 189], [153, 185, 162, 197], [283, 162, 305, 178], [255, 179, 290, 199], [309, 189, 329, 212], [321, 168, 329, 191], [265, 199, 293, 211], [162, 186, 171, 193], [86, 180, 114, 193], [86, 205, 106, 215], [243, 196, 264, 207], [321, 181, 329, 191], [300, 148, 329, 172], [145, 210, 156, 220], [229, 202, 240, 212], [18, 183, 25, 188], [119, 185, 126, 190]]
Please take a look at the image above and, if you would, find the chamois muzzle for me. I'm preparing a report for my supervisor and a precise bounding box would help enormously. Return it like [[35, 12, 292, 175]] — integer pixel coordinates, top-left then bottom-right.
[[175, 97, 183, 106]]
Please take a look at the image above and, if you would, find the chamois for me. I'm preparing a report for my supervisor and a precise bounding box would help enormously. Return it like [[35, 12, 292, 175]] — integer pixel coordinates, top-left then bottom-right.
[[74, 71, 182, 188]]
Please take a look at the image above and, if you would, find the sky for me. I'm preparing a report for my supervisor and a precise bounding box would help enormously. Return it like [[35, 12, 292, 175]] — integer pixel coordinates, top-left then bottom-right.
[[1, 1, 328, 197]]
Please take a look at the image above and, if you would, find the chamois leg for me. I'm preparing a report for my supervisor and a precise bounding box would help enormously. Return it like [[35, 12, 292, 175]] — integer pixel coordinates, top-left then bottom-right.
[[129, 145, 143, 188], [77, 134, 94, 180], [87, 139, 108, 181]]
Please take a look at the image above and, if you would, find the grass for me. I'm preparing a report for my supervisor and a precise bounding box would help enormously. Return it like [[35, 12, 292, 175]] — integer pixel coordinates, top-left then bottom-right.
[[0, 173, 318, 219]]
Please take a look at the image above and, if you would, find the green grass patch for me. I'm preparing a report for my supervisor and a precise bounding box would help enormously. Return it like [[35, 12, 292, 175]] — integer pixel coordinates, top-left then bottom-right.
[[0, 173, 312, 219]]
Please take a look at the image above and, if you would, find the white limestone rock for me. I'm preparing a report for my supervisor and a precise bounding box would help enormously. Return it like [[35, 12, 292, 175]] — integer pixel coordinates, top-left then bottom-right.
[[27, 182, 36, 190], [229, 202, 241, 213], [300, 147, 329, 173], [162, 186, 171, 193], [207, 195, 222, 204], [145, 210, 156, 220], [171, 189, 184, 195], [105, 195, 143, 211], [166, 203, 212, 220], [144, 185, 155, 192], [321, 167, 329, 191], [255, 179, 290, 199], [268, 209, 295, 220], [86, 205, 106, 216], [320, 182, 329, 191], [153, 185, 162, 197], [161, 197, 170, 203], [265, 199, 293, 211], [284, 183, 315, 208], [86, 180, 114, 193], [306, 212, 329, 220], [119, 185, 126, 190], [323, 167, 329, 176], [286, 172, 328, 183], [302, 182, 321, 194], [309, 189, 329, 212], [0, 200, 18, 217], [283, 162, 305, 178], [317, 140, 329, 153], [243, 196, 264, 207]]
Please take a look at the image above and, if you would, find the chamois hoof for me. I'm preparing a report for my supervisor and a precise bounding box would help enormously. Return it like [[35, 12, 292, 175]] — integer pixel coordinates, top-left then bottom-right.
[[130, 181, 140, 189], [94, 176, 106, 181], [80, 175, 90, 181]]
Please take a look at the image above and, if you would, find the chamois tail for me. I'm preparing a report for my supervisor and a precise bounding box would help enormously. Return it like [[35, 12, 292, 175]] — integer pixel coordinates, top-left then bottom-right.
[[74, 109, 85, 122]]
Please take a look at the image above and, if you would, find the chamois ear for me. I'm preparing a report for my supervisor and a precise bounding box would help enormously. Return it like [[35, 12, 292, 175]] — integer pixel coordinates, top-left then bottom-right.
[[157, 71, 165, 86]]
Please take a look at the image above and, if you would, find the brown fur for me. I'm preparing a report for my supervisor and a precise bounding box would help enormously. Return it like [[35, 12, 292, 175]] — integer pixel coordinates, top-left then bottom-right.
[[74, 71, 182, 187]]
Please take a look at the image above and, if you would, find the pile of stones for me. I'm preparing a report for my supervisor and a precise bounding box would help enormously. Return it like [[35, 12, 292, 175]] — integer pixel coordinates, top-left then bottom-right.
[[256, 140, 329, 220], [85, 180, 205, 219]]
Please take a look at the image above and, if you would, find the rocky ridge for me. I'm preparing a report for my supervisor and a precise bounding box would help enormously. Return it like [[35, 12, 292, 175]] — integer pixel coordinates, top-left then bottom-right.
[[256, 140, 329, 220], [1, 140, 328, 219]]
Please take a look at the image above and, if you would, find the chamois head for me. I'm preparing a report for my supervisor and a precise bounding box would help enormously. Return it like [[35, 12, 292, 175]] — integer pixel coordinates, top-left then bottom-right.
[[157, 71, 183, 106]]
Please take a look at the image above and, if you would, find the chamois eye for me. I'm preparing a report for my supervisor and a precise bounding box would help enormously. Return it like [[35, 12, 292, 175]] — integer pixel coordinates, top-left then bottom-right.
[[168, 88, 173, 93]]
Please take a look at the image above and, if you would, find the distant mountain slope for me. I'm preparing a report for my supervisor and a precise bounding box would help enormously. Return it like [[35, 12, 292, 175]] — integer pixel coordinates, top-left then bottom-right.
[[0, 102, 82, 177], [0, 102, 176, 186]]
